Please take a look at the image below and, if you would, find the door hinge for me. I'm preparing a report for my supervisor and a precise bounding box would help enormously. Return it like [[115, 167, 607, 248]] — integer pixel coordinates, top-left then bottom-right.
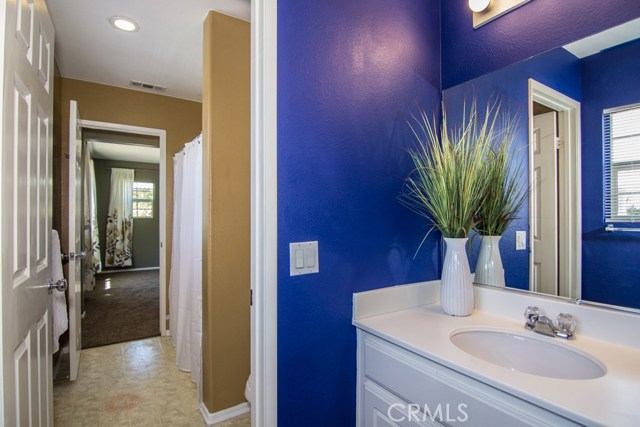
[[250, 289, 253, 307], [555, 137, 564, 150]]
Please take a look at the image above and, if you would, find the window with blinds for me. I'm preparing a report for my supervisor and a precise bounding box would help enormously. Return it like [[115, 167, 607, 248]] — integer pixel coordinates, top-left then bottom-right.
[[133, 182, 154, 218], [604, 104, 640, 222]]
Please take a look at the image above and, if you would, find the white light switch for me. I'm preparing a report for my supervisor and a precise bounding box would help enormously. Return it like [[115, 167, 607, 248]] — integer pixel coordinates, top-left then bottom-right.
[[295, 250, 304, 269], [516, 231, 526, 250], [289, 241, 319, 276], [304, 248, 316, 267]]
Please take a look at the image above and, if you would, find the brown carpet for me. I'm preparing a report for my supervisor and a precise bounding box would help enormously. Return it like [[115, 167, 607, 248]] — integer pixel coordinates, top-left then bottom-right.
[[82, 270, 160, 349]]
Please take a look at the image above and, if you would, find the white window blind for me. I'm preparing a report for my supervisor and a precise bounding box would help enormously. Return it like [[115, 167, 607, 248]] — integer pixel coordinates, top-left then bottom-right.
[[604, 104, 640, 222]]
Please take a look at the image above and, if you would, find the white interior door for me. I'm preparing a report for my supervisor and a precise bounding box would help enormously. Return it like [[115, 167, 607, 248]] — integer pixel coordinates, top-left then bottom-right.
[[532, 112, 558, 295], [68, 100, 83, 381], [0, 0, 55, 424]]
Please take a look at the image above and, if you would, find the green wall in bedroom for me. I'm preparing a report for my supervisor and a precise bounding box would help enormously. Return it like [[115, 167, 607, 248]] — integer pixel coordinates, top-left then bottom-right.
[[93, 159, 160, 270]]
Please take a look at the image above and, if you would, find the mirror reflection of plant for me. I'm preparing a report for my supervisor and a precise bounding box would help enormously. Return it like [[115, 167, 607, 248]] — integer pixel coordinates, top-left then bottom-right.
[[475, 107, 526, 237], [399, 101, 495, 254]]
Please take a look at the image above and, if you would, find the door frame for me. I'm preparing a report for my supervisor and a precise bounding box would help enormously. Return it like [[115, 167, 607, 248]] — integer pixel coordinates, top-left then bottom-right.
[[80, 119, 168, 336], [528, 79, 582, 300], [251, 0, 278, 425]]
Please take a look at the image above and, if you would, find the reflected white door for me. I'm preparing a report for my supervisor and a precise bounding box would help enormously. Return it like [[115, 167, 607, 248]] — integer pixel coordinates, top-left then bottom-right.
[[0, 0, 55, 424], [68, 100, 83, 381], [532, 112, 558, 295]]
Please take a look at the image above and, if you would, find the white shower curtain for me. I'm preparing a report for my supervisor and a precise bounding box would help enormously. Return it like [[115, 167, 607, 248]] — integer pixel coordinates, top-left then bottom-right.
[[105, 168, 134, 267], [83, 153, 101, 290], [169, 135, 202, 386]]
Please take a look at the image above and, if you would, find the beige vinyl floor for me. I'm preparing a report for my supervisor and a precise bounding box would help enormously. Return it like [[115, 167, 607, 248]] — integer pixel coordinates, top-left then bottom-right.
[[53, 336, 250, 427]]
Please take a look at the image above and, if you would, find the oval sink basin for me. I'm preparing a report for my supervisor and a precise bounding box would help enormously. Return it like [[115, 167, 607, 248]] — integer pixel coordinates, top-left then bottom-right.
[[450, 328, 606, 380]]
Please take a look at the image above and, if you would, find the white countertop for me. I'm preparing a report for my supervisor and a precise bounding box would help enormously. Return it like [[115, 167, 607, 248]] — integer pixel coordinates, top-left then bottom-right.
[[353, 282, 640, 426]]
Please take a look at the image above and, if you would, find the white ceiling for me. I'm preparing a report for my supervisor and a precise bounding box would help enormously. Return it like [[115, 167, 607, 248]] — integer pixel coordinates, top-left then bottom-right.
[[88, 140, 160, 164], [46, 0, 250, 102], [564, 17, 640, 59]]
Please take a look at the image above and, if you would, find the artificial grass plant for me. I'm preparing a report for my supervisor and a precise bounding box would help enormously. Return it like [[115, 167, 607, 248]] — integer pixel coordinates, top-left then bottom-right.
[[399, 100, 524, 248]]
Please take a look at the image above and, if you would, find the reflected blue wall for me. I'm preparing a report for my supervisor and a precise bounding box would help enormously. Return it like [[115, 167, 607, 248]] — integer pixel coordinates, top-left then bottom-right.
[[277, 0, 441, 425], [441, 0, 640, 89], [442, 48, 581, 290], [581, 39, 640, 309]]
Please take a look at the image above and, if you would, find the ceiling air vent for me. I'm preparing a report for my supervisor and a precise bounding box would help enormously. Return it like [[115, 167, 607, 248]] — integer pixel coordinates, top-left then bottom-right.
[[129, 79, 167, 92]]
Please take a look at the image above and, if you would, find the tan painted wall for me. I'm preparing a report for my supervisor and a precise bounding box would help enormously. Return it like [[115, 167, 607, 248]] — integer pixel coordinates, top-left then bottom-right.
[[202, 12, 251, 412], [54, 78, 202, 323]]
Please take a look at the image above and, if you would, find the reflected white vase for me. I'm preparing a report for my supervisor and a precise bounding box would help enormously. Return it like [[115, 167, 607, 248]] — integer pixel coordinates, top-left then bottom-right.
[[474, 235, 505, 288], [441, 237, 474, 316]]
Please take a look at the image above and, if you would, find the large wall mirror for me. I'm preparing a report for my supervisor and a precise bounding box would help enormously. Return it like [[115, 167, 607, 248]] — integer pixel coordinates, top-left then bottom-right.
[[443, 17, 640, 311]]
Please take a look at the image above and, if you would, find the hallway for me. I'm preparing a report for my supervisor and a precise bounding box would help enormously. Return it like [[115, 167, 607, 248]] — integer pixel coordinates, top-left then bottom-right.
[[53, 337, 250, 426]]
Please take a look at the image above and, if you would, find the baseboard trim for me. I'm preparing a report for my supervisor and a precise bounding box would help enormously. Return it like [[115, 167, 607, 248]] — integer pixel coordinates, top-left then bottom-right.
[[97, 267, 160, 274], [199, 402, 250, 425]]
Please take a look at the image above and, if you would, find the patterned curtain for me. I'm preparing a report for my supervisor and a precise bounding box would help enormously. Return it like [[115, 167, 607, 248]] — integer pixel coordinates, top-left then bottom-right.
[[82, 153, 102, 290], [105, 168, 134, 267]]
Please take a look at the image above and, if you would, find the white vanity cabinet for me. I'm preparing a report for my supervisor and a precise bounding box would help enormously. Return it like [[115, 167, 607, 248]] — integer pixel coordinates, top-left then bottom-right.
[[356, 331, 582, 427]]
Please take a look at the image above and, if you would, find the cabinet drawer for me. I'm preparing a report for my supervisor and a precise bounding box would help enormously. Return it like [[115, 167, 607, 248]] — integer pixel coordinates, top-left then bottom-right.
[[364, 379, 445, 427], [362, 334, 580, 427]]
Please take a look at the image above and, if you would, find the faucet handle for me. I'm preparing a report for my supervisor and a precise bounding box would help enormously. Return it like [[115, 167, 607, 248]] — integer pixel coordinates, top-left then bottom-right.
[[557, 313, 576, 334], [524, 306, 540, 322]]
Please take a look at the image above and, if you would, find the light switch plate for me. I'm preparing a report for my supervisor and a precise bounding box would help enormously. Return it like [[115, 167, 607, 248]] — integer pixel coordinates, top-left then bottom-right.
[[516, 231, 527, 250], [289, 241, 319, 276]]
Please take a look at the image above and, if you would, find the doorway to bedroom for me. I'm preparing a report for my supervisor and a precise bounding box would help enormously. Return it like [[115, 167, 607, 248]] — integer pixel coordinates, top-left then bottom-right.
[[80, 127, 163, 349]]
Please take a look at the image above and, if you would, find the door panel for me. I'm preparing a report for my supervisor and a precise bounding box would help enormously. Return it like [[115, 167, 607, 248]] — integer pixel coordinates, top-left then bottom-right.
[[12, 80, 32, 285], [1, 0, 55, 424], [36, 108, 51, 273], [14, 335, 31, 426], [16, 0, 33, 55], [38, 30, 52, 91], [532, 112, 558, 295], [36, 313, 51, 426]]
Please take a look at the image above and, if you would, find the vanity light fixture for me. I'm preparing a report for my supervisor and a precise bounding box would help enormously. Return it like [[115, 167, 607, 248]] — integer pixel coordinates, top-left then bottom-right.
[[471, 0, 531, 29], [109, 16, 139, 32], [469, 0, 492, 13]]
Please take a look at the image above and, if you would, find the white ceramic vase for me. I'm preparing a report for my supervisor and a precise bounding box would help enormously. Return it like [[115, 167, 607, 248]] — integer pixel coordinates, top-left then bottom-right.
[[474, 235, 505, 288], [441, 237, 474, 316]]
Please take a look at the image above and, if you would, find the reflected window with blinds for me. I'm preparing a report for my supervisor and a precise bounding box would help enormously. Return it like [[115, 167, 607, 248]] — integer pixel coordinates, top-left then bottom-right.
[[604, 104, 640, 223], [133, 181, 154, 218]]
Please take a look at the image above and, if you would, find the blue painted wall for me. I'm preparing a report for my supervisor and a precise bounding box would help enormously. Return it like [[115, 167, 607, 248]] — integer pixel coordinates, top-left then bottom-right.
[[441, 0, 640, 89], [277, 0, 441, 425], [581, 39, 640, 309], [442, 47, 581, 290]]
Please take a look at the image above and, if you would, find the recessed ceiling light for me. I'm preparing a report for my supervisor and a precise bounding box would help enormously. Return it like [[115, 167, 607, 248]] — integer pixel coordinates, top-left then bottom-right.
[[109, 16, 139, 32]]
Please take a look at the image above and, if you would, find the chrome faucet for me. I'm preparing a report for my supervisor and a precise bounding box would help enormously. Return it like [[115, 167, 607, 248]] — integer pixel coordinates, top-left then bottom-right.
[[524, 306, 576, 340]]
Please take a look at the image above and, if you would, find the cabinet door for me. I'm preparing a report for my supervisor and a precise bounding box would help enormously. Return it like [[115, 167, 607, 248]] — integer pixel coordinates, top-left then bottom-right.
[[364, 380, 445, 427]]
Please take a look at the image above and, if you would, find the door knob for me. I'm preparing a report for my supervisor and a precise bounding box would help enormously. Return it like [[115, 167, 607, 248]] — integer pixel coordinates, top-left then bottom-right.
[[47, 278, 68, 294]]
